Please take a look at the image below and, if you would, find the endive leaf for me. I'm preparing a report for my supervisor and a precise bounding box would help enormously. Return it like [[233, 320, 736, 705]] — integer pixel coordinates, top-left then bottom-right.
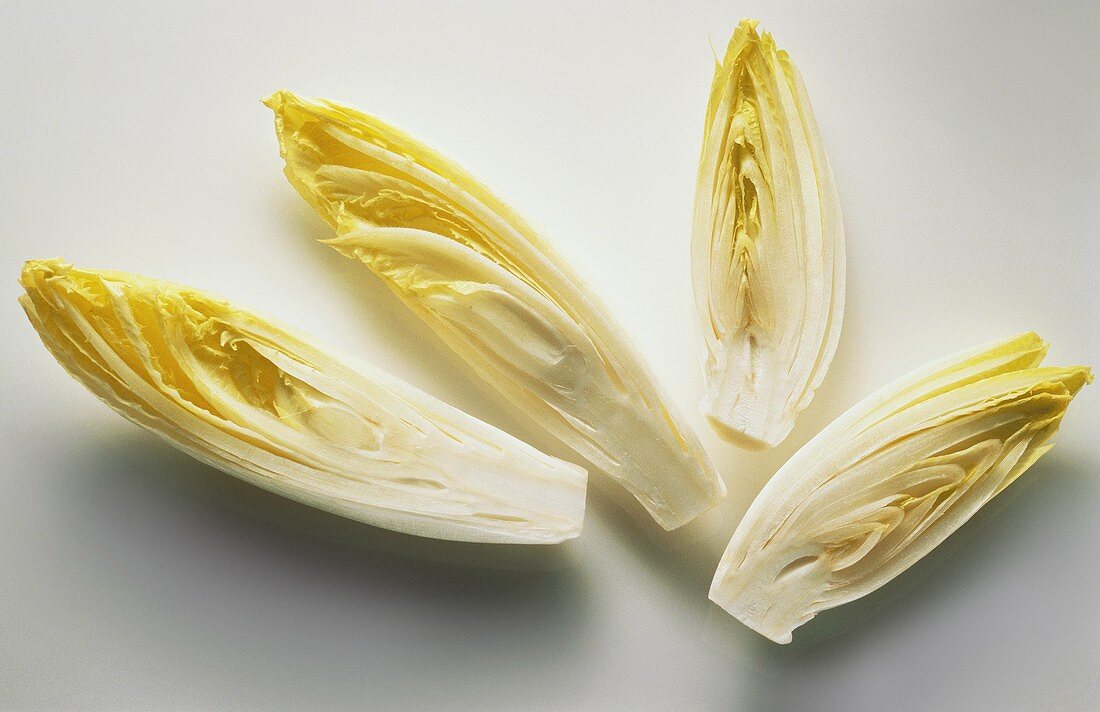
[[20, 259, 587, 544], [710, 333, 1091, 643], [692, 19, 845, 448], [266, 90, 726, 530]]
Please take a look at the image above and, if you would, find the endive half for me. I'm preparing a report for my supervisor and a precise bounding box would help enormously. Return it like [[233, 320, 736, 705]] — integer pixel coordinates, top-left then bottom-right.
[[710, 333, 1091, 643], [266, 90, 726, 530], [693, 19, 844, 448], [20, 259, 587, 544]]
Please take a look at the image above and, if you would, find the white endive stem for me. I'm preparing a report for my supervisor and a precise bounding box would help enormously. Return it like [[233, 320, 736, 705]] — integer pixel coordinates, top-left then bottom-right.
[[20, 259, 587, 544], [710, 332, 1091, 643], [692, 19, 845, 449], [266, 90, 726, 530]]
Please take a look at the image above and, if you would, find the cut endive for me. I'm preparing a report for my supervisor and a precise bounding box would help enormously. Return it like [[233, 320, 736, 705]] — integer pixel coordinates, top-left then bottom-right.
[[266, 90, 726, 530], [20, 259, 587, 544], [693, 19, 844, 449], [710, 333, 1091, 643]]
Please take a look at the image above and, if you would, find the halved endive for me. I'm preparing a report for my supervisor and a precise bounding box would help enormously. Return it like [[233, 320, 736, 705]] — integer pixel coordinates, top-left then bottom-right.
[[710, 333, 1091, 643], [19, 259, 587, 544], [265, 90, 726, 530], [692, 19, 845, 449]]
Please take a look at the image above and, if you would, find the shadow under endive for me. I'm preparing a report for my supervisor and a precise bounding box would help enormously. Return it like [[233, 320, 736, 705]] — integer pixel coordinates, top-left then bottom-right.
[[757, 454, 1091, 648], [80, 429, 586, 584], [727, 453, 1098, 712], [577, 314, 876, 622], [589, 444, 1096, 682], [51, 426, 594, 674]]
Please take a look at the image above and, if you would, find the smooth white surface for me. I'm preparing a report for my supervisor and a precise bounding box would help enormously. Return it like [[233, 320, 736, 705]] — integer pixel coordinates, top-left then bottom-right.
[[1, 1, 1097, 709]]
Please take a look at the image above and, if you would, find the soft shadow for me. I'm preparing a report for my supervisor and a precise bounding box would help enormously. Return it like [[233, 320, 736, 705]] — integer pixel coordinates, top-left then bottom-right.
[[727, 451, 1096, 704], [598, 306, 875, 588], [79, 428, 585, 579], [46, 426, 595, 683], [581, 415, 823, 625], [584, 476, 733, 614], [590, 444, 1096, 690]]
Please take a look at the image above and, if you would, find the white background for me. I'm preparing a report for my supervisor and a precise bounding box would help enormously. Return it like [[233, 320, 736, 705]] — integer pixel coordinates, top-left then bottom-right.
[[2, 1, 1097, 709]]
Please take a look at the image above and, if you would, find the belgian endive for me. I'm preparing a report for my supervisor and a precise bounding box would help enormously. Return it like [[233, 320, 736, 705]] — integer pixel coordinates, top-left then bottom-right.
[[710, 333, 1091, 643], [20, 259, 587, 544], [693, 19, 844, 448], [266, 90, 726, 530]]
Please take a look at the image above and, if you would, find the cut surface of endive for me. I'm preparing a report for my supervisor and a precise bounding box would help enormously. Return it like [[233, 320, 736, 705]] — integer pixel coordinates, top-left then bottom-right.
[[20, 259, 587, 544], [692, 19, 845, 449], [266, 90, 726, 530], [710, 333, 1091, 643]]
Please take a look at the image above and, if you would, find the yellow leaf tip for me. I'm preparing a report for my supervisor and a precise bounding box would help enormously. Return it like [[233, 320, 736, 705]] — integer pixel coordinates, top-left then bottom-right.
[[20, 258, 68, 287], [1066, 366, 1094, 392], [262, 89, 304, 113]]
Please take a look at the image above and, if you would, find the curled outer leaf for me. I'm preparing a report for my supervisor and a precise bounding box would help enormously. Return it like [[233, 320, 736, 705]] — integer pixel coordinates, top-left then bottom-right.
[[710, 333, 1092, 643], [20, 259, 587, 544], [692, 19, 845, 449], [266, 90, 726, 530]]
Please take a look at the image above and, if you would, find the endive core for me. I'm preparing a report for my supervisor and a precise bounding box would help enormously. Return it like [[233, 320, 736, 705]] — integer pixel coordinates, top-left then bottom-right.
[[693, 19, 845, 449]]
